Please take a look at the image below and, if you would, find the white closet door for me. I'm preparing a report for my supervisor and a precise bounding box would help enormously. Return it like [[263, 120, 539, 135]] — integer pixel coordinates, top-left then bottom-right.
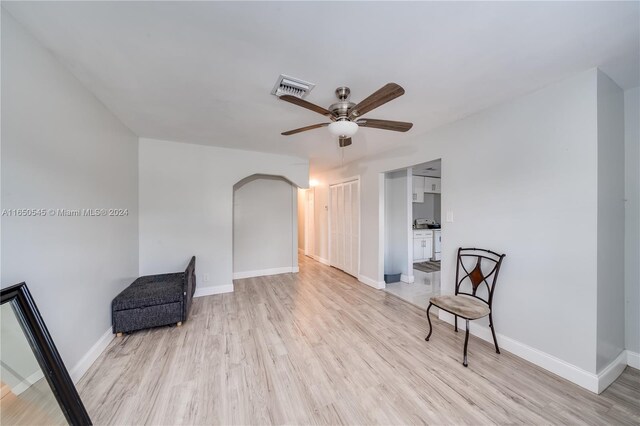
[[330, 186, 338, 266], [349, 181, 359, 277], [329, 179, 360, 278], [336, 184, 345, 270]]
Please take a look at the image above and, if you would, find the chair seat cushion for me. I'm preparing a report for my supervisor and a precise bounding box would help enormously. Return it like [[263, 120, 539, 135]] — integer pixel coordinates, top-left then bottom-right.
[[112, 273, 184, 311], [430, 294, 490, 319]]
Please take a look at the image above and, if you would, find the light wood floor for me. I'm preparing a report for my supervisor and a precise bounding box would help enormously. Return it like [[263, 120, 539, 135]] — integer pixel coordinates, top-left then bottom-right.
[[77, 255, 640, 425], [1, 378, 67, 425]]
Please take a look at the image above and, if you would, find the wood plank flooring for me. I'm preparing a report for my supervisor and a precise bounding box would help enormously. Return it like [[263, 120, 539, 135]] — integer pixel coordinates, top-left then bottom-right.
[[0, 378, 67, 425], [77, 255, 640, 425]]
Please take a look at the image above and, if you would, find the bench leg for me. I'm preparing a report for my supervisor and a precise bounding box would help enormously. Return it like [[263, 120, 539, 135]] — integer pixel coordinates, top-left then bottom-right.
[[116, 332, 123, 337], [177, 322, 182, 327]]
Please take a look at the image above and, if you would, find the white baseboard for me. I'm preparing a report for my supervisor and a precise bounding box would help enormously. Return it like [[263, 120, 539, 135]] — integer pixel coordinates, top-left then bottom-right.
[[437, 311, 637, 394], [70, 327, 113, 384], [401, 274, 414, 283], [11, 370, 45, 395], [358, 274, 386, 289], [597, 350, 628, 393], [311, 255, 330, 266], [437, 312, 601, 393], [194, 284, 234, 297], [627, 350, 640, 369], [233, 266, 298, 280]]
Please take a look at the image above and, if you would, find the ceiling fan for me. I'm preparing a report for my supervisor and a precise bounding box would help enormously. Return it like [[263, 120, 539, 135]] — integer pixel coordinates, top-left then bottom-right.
[[279, 83, 413, 147]]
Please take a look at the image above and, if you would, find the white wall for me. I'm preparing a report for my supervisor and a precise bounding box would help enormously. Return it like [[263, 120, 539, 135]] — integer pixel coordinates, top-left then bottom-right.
[[297, 189, 305, 251], [1, 11, 139, 372], [311, 69, 610, 387], [595, 71, 626, 371], [233, 176, 298, 277], [313, 186, 329, 263], [412, 193, 440, 222], [384, 171, 409, 276], [138, 138, 308, 294], [624, 86, 640, 356]]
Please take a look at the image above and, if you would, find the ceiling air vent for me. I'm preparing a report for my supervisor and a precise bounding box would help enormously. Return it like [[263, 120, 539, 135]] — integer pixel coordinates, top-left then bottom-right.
[[271, 74, 315, 99]]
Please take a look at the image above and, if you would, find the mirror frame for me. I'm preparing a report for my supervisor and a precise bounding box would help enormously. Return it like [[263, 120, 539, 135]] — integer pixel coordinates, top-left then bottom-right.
[[1, 282, 92, 425]]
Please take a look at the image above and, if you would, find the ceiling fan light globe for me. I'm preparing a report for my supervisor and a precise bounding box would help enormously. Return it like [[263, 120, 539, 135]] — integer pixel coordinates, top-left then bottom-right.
[[328, 121, 358, 138]]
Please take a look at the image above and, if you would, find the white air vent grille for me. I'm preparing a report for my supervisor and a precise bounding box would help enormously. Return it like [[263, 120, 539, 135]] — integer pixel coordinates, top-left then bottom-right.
[[271, 74, 315, 99]]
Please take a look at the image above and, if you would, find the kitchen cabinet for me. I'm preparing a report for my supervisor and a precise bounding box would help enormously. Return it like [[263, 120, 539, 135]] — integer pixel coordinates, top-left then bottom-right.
[[412, 176, 424, 203], [413, 230, 433, 262], [424, 177, 441, 194]]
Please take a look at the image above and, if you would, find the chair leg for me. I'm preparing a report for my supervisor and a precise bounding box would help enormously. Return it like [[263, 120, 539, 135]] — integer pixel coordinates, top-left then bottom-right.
[[425, 303, 434, 341], [463, 319, 470, 367], [489, 313, 500, 354], [454, 315, 458, 332]]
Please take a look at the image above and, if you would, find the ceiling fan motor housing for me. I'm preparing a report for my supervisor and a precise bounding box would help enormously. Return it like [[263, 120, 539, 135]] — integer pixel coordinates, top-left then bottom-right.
[[329, 87, 356, 118]]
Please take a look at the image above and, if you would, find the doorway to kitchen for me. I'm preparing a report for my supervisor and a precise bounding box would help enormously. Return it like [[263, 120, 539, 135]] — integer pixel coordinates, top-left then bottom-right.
[[383, 159, 442, 310]]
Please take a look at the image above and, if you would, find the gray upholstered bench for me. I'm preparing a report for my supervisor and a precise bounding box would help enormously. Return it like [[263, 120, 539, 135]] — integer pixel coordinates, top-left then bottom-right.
[[112, 256, 196, 335]]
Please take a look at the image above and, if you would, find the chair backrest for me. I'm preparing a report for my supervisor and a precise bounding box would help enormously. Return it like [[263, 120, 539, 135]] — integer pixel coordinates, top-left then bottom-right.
[[455, 248, 505, 307]]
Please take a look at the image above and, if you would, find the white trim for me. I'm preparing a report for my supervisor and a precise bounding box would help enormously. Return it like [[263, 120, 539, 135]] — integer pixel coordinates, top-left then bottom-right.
[[437, 312, 632, 394], [406, 168, 414, 279], [194, 284, 234, 297], [627, 350, 640, 369], [597, 350, 628, 393], [378, 172, 386, 284], [233, 267, 298, 280], [70, 327, 113, 384], [437, 311, 599, 392], [11, 370, 45, 395], [311, 255, 330, 265], [401, 274, 415, 283], [359, 274, 386, 290]]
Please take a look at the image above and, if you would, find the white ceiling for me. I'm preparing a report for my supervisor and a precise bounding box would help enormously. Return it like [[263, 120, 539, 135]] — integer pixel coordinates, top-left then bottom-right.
[[413, 159, 442, 178], [4, 2, 638, 172]]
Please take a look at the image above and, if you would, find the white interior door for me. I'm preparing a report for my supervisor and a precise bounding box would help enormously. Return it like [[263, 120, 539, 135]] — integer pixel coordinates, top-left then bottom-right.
[[329, 179, 360, 278]]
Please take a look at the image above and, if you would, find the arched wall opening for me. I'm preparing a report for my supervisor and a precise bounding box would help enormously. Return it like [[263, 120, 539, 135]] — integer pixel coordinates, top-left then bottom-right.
[[232, 174, 299, 279]]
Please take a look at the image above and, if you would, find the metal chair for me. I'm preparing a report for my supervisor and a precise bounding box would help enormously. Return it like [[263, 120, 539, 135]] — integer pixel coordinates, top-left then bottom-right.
[[425, 247, 506, 367]]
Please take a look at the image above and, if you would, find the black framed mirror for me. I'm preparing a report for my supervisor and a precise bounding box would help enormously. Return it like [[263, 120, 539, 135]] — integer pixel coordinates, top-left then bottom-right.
[[1, 283, 92, 425]]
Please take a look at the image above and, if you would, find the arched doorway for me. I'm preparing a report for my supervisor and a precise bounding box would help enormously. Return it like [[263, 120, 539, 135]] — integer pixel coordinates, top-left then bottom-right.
[[232, 174, 299, 279]]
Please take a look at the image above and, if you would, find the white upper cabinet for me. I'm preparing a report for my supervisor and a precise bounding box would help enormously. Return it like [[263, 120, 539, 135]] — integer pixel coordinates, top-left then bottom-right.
[[412, 176, 424, 203], [424, 177, 441, 194]]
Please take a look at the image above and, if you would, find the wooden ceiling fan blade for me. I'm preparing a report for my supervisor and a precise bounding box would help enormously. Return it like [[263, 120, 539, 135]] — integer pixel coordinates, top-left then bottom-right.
[[356, 118, 413, 132], [348, 83, 405, 119], [281, 123, 330, 136], [339, 137, 352, 147], [279, 95, 336, 119]]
